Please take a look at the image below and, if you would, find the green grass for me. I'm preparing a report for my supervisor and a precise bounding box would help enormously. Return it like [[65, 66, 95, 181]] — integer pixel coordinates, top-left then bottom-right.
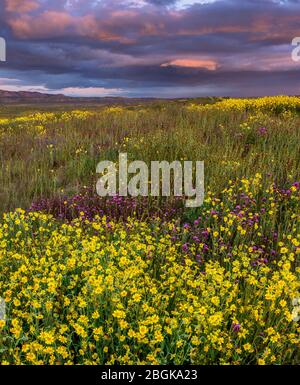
[[0, 100, 299, 213]]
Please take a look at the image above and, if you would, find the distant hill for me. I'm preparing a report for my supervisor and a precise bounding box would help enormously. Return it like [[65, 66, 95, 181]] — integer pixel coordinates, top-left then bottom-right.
[[0, 90, 157, 105]]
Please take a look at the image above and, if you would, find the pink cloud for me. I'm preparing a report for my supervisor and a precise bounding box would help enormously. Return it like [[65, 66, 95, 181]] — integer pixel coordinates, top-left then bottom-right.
[[8, 11, 131, 42], [161, 58, 218, 70], [8, 11, 74, 38], [74, 15, 128, 42], [5, 0, 40, 13], [6, 1, 300, 50]]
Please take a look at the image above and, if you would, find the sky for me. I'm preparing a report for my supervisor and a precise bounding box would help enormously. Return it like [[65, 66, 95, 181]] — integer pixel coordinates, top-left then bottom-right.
[[0, 0, 300, 98]]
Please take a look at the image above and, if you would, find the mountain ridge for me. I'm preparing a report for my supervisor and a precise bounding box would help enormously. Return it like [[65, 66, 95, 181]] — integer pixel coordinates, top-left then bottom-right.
[[0, 90, 157, 104]]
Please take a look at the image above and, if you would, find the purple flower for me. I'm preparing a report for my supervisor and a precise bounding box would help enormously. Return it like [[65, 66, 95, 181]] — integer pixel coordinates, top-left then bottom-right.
[[182, 243, 189, 252], [232, 323, 241, 333], [292, 182, 299, 190], [258, 126, 267, 135]]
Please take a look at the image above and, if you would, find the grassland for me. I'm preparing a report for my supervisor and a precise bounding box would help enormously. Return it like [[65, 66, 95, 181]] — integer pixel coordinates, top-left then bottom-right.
[[0, 96, 299, 364]]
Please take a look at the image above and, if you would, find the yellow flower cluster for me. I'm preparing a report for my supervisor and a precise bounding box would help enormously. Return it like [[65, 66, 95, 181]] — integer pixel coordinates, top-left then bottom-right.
[[188, 96, 300, 113], [0, 110, 99, 140], [0, 198, 299, 365]]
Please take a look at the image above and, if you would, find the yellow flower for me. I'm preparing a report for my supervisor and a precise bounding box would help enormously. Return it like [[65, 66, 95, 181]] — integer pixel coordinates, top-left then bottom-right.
[[139, 325, 148, 335], [132, 293, 142, 303], [280, 247, 288, 254], [112, 310, 126, 319]]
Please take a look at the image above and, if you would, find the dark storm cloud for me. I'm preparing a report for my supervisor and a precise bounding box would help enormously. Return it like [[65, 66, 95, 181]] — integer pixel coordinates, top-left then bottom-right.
[[0, 0, 300, 96]]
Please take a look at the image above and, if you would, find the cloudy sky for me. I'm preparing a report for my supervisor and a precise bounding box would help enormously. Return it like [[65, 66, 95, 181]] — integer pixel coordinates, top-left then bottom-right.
[[0, 0, 300, 97]]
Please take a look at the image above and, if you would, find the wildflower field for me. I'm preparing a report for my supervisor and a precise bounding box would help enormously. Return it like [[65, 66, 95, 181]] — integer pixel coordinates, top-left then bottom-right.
[[0, 96, 299, 365]]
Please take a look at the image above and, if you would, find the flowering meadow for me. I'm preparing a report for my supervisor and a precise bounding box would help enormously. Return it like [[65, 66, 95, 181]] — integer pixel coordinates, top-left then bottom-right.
[[0, 96, 300, 364]]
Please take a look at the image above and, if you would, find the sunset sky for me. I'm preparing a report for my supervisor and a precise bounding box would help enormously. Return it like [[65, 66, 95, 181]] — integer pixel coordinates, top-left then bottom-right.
[[1, 0, 300, 97]]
